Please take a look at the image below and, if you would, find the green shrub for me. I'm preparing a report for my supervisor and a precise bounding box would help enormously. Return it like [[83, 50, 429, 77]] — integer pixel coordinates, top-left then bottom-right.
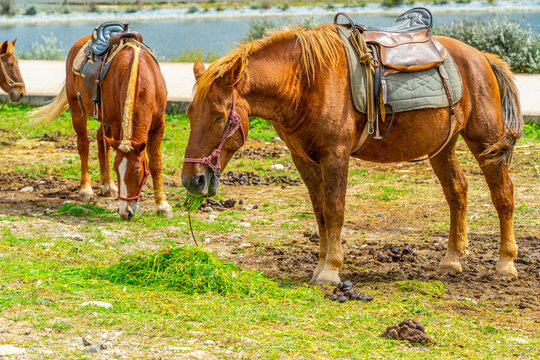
[[435, 17, 540, 73], [455, 0, 471, 3], [280, 1, 289, 11], [16, 34, 67, 61], [244, 19, 277, 41], [187, 4, 198, 14], [382, 0, 404, 7], [24, 5, 37, 15], [299, 16, 320, 30], [431, 0, 448, 4], [1, 0, 14, 15], [250, 3, 259, 9], [170, 47, 220, 63], [260, 0, 272, 10]]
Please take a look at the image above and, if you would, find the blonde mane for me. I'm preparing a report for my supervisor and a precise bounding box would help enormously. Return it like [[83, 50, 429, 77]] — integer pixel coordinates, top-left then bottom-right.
[[194, 24, 342, 101]]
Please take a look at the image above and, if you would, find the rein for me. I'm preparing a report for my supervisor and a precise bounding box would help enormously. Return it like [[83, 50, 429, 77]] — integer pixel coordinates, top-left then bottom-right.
[[0, 53, 25, 90], [117, 155, 151, 202], [183, 89, 246, 177]]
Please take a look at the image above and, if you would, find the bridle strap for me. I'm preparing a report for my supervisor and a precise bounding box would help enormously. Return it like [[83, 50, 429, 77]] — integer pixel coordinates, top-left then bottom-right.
[[0, 54, 25, 90], [117, 155, 151, 202], [184, 89, 246, 175]]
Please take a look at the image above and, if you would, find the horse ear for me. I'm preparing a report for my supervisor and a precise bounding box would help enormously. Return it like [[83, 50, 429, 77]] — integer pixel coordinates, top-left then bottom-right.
[[193, 59, 206, 80], [0, 41, 7, 55], [131, 140, 146, 153], [104, 136, 120, 149], [11, 38, 17, 46]]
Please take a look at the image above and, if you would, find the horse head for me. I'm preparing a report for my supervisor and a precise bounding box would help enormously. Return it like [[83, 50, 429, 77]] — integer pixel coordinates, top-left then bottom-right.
[[0, 39, 25, 103], [105, 137, 149, 220], [182, 59, 248, 197]]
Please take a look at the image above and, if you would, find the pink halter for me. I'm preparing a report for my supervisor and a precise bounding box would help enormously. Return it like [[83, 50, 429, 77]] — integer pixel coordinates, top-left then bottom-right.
[[184, 89, 246, 177]]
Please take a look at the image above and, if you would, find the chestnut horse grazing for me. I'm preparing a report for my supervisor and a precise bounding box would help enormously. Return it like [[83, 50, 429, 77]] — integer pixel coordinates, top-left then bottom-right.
[[0, 39, 25, 103], [182, 25, 522, 285], [30, 33, 172, 220]]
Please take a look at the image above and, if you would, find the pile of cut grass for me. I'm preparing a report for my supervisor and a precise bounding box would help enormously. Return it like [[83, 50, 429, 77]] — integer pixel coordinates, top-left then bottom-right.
[[93, 246, 292, 298]]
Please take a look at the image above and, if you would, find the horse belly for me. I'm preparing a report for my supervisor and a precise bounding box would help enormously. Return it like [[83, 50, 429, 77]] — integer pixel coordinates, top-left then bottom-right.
[[351, 108, 455, 163]]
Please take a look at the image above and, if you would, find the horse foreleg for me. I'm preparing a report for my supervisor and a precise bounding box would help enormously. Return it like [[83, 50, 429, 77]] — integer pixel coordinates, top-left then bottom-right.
[[313, 153, 349, 286], [71, 106, 93, 202], [97, 125, 118, 198], [291, 155, 327, 283], [429, 136, 469, 275], [147, 123, 172, 218]]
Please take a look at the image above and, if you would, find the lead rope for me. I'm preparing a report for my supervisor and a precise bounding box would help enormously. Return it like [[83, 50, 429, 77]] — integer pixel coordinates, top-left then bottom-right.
[[188, 213, 200, 247]]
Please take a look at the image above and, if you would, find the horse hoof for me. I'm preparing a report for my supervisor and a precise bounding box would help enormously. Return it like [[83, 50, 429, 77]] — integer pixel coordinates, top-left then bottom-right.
[[101, 186, 118, 198], [313, 270, 340, 286], [496, 261, 518, 279], [437, 261, 462, 276], [79, 189, 94, 202], [157, 208, 173, 219]]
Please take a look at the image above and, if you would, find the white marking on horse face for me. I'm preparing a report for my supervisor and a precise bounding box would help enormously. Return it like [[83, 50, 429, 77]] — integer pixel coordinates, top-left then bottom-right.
[[118, 157, 128, 211]]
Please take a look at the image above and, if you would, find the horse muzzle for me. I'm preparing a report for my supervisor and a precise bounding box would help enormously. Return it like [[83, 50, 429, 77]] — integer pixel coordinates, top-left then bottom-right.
[[181, 170, 219, 197], [118, 200, 138, 220], [8, 89, 24, 103]]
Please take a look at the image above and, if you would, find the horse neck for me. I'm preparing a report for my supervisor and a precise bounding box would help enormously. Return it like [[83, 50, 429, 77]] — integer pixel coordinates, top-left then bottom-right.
[[243, 42, 305, 123]]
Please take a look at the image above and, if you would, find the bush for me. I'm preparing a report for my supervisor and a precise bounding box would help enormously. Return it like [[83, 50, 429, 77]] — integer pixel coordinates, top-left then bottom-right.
[[187, 5, 198, 14], [435, 17, 540, 73], [88, 1, 98, 12], [431, 0, 448, 4], [299, 16, 320, 30], [16, 34, 67, 61], [455, 0, 471, 3], [0, 0, 14, 15], [382, 0, 404, 7], [244, 19, 276, 41], [280, 2, 289, 11], [170, 47, 220, 63], [250, 3, 259, 9], [259, 0, 272, 10], [24, 5, 37, 16]]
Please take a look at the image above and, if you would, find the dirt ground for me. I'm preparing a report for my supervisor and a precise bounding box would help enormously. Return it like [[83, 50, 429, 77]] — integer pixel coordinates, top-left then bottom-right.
[[0, 135, 539, 318]]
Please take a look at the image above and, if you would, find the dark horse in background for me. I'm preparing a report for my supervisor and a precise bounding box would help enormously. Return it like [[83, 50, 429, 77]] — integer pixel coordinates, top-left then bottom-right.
[[30, 28, 172, 220], [181, 25, 522, 285], [0, 39, 25, 103]]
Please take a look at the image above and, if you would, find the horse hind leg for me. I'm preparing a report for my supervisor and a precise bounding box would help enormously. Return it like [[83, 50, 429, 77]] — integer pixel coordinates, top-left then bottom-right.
[[69, 100, 93, 202], [97, 125, 118, 198], [464, 134, 518, 278], [147, 123, 172, 218], [429, 136, 469, 275]]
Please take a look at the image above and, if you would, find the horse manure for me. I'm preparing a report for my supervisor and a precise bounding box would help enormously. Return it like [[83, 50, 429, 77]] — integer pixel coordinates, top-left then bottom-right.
[[326, 282, 374, 303], [309, 232, 320, 243], [376, 244, 417, 263], [382, 318, 436, 345], [324, 293, 333, 299]]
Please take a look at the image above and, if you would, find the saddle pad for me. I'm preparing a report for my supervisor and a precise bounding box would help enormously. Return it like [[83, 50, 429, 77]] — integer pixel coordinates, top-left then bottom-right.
[[337, 26, 463, 114]]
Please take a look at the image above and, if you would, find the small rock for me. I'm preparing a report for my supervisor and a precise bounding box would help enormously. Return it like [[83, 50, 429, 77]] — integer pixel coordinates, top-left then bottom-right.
[[374, 212, 385, 217], [203, 340, 215, 345], [83, 347, 99, 354], [222, 199, 236, 208], [239, 243, 251, 249], [239, 222, 251, 227], [0, 345, 26, 355], [270, 164, 285, 170], [240, 337, 260, 345], [271, 136, 282, 142], [184, 350, 207, 359], [42, 349, 53, 355], [23, 330, 31, 335], [309, 232, 320, 243], [99, 343, 108, 350], [80, 301, 113, 309], [20, 186, 34, 193], [82, 337, 92, 346], [202, 207, 213, 213], [208, 214, 217, 221]]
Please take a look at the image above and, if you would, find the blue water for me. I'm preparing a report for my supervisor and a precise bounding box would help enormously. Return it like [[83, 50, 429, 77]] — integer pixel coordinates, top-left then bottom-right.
[[1, 12, 539, 58]]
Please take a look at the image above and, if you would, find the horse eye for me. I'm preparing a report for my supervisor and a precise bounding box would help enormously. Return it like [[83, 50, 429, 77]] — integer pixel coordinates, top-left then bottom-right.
[[214, 117, 224, 123]]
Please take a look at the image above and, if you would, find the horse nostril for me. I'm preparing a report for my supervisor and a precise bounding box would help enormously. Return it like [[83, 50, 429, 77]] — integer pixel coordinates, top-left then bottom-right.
[[194, 174, 206, 192], [19, 92, 24, 99], [127, 208, 135, 220]]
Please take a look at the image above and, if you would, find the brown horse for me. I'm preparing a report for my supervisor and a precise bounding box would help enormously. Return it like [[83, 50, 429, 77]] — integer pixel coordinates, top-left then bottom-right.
[[0, 39, 25, 103], [181, 25, 523, 285], [30, 34, 172, 220]]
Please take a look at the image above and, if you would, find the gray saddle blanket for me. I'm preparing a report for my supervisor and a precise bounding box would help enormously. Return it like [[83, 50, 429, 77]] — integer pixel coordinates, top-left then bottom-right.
[[338, 26, 464, 114], [357, 7, 432, 33]]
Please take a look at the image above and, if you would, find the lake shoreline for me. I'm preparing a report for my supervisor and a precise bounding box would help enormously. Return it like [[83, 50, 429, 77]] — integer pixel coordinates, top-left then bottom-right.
[[3, 1, 540, 25]]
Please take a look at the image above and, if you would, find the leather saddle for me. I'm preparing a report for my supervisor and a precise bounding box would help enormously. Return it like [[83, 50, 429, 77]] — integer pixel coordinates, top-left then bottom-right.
[[335, 8, 458, 153], [73, 22, 145, 117], [336, 8, 446, 73]]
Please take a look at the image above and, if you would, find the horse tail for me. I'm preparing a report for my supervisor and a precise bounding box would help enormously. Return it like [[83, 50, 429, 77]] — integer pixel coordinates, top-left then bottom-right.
[[481, 53, 523, 166], [118, 44, 141, 153], [29, 83, 69, 124]]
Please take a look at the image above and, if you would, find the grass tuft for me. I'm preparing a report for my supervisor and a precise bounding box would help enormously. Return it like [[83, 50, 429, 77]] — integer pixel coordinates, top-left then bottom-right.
[[91, 246, 292, 298], [56, 203, 109, 216]]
